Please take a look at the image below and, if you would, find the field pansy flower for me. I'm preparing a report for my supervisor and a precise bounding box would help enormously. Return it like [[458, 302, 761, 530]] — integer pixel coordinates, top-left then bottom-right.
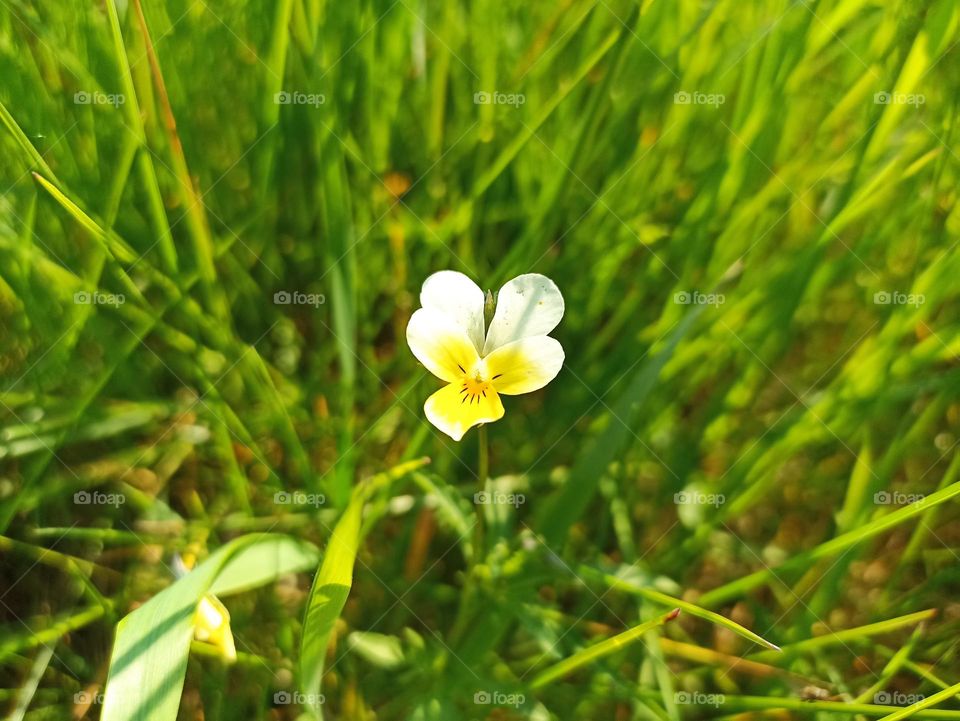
[[406, 271, 564, 441]]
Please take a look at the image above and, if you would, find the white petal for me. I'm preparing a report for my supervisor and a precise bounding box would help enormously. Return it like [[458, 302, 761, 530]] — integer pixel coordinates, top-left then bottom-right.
[[482, 274, 564, 355], [406, 308, 480, 382], [420, 271, 486, 354], [485, 335, 564, 395]]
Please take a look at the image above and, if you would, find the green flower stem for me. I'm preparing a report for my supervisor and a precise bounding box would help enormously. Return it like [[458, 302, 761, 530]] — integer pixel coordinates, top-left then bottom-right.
[[478, 424, 489, 487], [475, 424, 489, 560], [448, 424, 490, 649]]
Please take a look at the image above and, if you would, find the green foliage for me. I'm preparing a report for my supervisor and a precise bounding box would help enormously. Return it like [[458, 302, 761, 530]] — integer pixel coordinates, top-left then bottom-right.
[[3, 0, 960, 719]]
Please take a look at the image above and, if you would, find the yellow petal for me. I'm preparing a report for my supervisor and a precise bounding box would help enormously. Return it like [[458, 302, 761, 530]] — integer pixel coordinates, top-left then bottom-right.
[[194, 595, 237, 661], [483, 274, 564, 355], [406, 308, 481, 382], [420, 270, 486, 354], [485, 335, 564, 395], [424, 382, 504, 441]]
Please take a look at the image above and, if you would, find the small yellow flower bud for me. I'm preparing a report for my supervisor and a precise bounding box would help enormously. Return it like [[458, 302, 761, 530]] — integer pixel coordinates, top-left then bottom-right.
[[194, 595, 237, 662]]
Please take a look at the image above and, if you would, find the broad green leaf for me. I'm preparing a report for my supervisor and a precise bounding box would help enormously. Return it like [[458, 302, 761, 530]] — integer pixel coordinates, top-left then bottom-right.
[[101, 534, 318, 721]]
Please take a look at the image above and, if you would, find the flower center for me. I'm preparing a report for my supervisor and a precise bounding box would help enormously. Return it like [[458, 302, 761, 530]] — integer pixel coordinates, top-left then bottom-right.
[[457, 362, 497, 405], [460, 376, 490, 404]]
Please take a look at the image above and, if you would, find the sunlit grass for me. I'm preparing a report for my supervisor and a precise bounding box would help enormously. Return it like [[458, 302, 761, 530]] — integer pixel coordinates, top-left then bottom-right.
[[2, 0, 960, 719]]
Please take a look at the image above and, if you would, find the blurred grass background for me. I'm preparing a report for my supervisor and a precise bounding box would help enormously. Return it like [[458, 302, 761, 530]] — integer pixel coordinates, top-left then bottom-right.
[[3, 0, 960, 718]]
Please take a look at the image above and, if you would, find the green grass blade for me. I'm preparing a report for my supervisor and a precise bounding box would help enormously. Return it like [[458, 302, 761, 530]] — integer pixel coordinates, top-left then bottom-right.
[[577, 564, 780, 652], [104, 0, 178, 275], [299, 493, 363, 718], [131, 0, 224, 316], [718, 695, 960, 719], [538, 307, 705, 545], [0, 100, 57, 180], [529, 608, 679, 689], [299, 458, 429, 718], [470, 21, 623, 200], [8, 644, 54, 721], [748, 609, 937, 664], [700, 476, 960, 607]]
